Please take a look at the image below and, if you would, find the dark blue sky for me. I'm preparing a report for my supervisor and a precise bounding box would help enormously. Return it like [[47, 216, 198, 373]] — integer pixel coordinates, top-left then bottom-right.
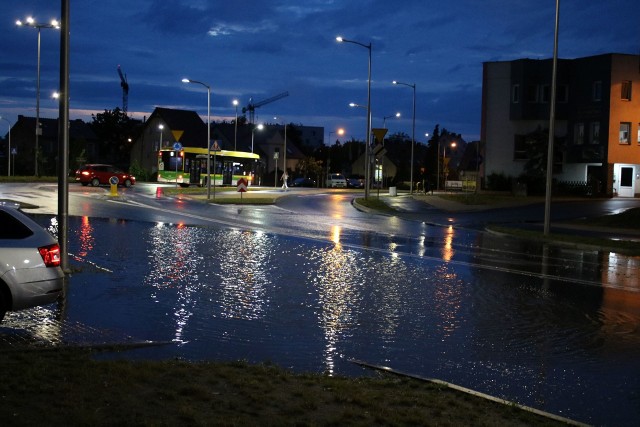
[[1, 0, 638, 144]]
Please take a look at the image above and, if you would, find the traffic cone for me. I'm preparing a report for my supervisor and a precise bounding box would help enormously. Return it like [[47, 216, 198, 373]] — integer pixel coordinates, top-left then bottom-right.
[[156, 187, 163, 198]]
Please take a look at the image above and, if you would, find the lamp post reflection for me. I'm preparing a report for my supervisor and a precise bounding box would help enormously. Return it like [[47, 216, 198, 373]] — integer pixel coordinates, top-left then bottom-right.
[[314, 224, 360, 375]]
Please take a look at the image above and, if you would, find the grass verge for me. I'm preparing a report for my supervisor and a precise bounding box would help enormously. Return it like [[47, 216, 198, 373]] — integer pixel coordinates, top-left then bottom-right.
[[487, 225, 640, 255], [0, 347, 567, 426], [354, 197, 398, 213]]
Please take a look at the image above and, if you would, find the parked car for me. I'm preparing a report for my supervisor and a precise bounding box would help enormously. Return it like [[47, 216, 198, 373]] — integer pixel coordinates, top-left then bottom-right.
[[326, 173, 347, 188], [0, 203, 65, 322], [291, 177, 316, 187], [347, 176, 365, 188], [75, 164, 136, 187]]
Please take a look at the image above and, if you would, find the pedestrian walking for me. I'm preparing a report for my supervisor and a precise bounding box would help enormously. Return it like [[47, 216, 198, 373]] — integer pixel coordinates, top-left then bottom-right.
[[281, 171, 289, 190]]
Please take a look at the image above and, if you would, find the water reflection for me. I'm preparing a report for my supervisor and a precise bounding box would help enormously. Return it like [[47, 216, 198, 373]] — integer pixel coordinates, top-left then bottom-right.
[[216, 229, 273, 320], [310, 225, 360, 375], [441, 225, 455, 261], [145, 223, 205, 344], [77, 216, 95, 257], [14, 214, 640, 425]]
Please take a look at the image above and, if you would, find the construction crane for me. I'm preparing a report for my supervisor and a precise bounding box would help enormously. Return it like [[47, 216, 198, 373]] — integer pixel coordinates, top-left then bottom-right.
[[242, 91, 289, 123], [117, 65, 129, 114]]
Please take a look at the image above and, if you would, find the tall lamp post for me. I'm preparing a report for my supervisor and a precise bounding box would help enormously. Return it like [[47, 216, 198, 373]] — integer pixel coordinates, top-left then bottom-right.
[[251, 123, 263, 153], [544, 0, 561, 236], [349, 102, 372, 187], [182, 78, 211, 199], [382, 112, 400, 129], [393, 81, 416, 194], [233, 99, 239, 150], [274, 116, 287, 186], [16, 16, 60, 176], [158, 124, 164, 148], [0, 117, 11, 176], [328, 128, 344, 145], [438, 141, 456, 190], [337, 36, 372, 199]]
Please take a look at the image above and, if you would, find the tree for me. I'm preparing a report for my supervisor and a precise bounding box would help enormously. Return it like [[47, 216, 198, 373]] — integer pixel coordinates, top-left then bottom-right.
[[90, 107, 140, 167], [294, 156, 324, 180]]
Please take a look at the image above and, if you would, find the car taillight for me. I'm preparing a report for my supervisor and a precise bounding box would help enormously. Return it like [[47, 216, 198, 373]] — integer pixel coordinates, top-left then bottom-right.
[[81, 171, 90, 176], [38, 244, 61, 267]]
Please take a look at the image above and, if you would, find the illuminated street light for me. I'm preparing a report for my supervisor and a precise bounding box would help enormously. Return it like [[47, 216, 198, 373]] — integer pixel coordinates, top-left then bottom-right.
[[393, 80, 416, 193], [0, 117, 11, 176], [251, 123, 264, 153], [328, 128, 345, 145], [233, 99, 239, 150], [158, 124, 164, 148], [438, 140, 457, 190], [274, 116, 288, 188], [337, 36, 372, 199], [16, 16, 60, 176], [382, 112, 401, 129], [182, 78, 212, 198]]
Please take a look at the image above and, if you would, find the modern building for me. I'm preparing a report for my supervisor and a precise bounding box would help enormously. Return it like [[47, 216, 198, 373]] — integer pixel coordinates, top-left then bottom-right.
[[481, 53, 640, 197]]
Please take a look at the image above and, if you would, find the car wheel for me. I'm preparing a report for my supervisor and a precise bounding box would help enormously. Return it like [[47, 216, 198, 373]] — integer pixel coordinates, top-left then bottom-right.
[[124, 179, 132, 188], [91, 178, 100, 187]]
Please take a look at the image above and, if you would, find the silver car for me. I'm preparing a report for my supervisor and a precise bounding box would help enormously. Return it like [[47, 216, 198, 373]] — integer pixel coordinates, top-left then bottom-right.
[[0, 203, 65, 321]]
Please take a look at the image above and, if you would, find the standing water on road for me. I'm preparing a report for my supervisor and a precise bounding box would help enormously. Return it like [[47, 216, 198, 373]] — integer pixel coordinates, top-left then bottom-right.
[[5, 215, 640, 426]]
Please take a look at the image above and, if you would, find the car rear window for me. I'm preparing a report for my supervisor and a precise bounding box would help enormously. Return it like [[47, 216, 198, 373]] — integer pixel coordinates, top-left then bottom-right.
[[0, 211, 34, 239]]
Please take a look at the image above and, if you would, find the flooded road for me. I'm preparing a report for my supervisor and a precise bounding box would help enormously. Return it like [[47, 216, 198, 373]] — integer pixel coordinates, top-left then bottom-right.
[[2, 211, 639, 426]]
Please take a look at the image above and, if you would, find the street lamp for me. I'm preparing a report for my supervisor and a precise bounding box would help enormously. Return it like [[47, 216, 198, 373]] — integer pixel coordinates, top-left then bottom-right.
[[349, 102, 372, 180], [16, 16, 60, 176], [393, 81, 416, 194], [438, 140, 457, 190], [0, 117, 11, 176], [274, 116, 288, 188], [233, 99, 239, 150], [337, 36, 372, 199], [251, 123, 263, 153], [328, 128, 345, 145], [182, 78, 211, 199], [382, 112, 400, 129], [158, 124, 164, 149]]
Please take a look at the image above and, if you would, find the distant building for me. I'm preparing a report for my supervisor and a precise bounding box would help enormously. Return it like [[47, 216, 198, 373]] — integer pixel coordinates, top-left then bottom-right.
[[130, 107, 314, 185], [1, 115, 97, 176], [481, 53, 640, 197]]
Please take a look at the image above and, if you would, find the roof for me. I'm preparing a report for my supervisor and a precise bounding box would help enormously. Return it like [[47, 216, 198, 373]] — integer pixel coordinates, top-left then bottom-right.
[[150, 107, 207, 147]]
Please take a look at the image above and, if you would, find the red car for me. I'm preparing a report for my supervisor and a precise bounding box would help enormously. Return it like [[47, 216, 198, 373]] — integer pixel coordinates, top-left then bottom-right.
[[75, 164, 136, 187]]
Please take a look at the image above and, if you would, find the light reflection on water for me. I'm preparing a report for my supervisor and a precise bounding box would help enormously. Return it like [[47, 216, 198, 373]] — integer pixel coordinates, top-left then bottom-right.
[[18, 215, 640, 426]]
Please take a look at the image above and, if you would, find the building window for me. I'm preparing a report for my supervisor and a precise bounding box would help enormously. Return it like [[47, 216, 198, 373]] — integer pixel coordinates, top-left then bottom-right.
[[592, 81, 602, 102], [590, 122, 600, 145], [556, 85, 568, 103], [511, 84, 520, 103], [574, 123, 584, 145], [619, 122, 631, 144], [513, 134, 527, 160], [527, 85, 538, 103], [540, 85, 550, 103], [621, 80, 632, 101]]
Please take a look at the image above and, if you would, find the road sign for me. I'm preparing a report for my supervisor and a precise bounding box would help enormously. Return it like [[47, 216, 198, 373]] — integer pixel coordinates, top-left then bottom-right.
[[173, 142, 183, 151], [372, 128, 388, 144], [373, 143, 387, 159], [210, 141, 221, 151], [237, 177, 248, 192], [171, 130, 184, 142]]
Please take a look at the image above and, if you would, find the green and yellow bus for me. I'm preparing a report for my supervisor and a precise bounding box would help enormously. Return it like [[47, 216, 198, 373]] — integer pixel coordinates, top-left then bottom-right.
[[157, 147, 260, 187]]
